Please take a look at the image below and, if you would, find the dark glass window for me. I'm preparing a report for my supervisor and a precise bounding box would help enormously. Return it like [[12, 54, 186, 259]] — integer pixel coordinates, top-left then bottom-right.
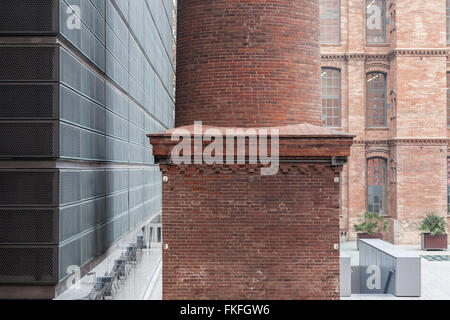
[[366, 72, 387, 127], [366, 0, 386, 43], [367, 158, 387, 214], [321, 68, 341, 127], [320, 0, 340, 43]]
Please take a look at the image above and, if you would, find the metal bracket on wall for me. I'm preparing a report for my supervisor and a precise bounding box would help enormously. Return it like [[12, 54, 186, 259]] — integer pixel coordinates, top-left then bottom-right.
[[332, 157, 347, 166]]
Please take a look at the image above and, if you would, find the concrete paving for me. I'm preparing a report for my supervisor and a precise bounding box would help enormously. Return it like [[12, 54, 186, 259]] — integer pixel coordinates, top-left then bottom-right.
[[56, 244, 162, 300], [341, 241, 450, 300]]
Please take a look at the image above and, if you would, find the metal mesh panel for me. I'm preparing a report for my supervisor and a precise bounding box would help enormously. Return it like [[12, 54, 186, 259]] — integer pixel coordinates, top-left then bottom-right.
[[0, 46, 58, 81], [0, 0, 58, 33], [0, 246, 58, 284], [0, 171, 58, 206], [0, 121, 58, 158], [0, 209, 58, 244], [0, 84, 58, 119], [95, 224, 107, 256], [129, 187, 144, 210], [129, 169, 144, 189], [81, 170, 106, 200], [60, 122, 81, 159], [59, 205, 81, 242], [59, 239, 81, 281], [81, 197, 106, 231], [81, 230, 96, 265], [80, 129, 106, 161], [106, 191, 128, 220], [60, 85, 81, 124], [106, 169, 128, 194], [59, 171, 81, 205]]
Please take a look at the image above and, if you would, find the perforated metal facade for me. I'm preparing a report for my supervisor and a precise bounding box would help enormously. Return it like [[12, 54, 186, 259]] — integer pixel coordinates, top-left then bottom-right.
[[0, 0, 175, 294]]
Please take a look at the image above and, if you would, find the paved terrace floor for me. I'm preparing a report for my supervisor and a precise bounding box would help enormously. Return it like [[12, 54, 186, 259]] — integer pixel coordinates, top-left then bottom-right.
[[56, 244, 162, 300], [341, 241, 450, 300]]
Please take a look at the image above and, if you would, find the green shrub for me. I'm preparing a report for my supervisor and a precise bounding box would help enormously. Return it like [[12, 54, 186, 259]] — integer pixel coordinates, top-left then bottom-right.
[[419, 213, 447, 236], [354, 211, 388, 235]]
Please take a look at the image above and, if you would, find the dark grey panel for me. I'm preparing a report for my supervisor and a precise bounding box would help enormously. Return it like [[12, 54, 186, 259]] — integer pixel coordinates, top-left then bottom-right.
[[0, 121, 58, 158], [0, 246, 58, 284], [0, 171, 58, 207], [0, 208, 58, 245], [0, 0, 58, 34], [0, 45, 59, 81], [0, 84, 58, 119]]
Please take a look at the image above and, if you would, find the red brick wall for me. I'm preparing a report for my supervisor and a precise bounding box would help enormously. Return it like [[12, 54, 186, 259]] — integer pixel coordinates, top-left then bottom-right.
[[322, 0, 449, 244], [161, 164, 342, 300], [175, 0, 322, 128]]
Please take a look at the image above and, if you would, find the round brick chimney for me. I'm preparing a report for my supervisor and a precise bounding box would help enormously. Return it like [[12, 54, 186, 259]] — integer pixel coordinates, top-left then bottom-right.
[[175, 0, 322, 128]]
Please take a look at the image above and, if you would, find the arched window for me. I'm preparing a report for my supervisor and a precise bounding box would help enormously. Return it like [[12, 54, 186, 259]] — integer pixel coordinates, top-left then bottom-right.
[[321, 68, 341, 127], [320, 0, 340, 43], [367, 157, 388, 214], [366, 0, 386, 43], [366, 72, 387, 127]]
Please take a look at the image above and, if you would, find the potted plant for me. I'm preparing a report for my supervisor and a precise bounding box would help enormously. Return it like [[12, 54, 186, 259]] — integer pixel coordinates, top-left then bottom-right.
[[354, 211, 388, 249], [419, 213, 448, 251]]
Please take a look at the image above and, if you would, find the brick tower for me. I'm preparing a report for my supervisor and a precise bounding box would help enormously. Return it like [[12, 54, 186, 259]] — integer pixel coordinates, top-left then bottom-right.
[[149, 0, 353, 299]]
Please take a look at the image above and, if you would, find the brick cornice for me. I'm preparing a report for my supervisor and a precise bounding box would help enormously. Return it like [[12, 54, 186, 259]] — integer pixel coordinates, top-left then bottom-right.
[[353, 138, 448, 146], [160, 163, 343, 176], [321, 49, 448, 63], [321, 54, 347, 61], [391, 138, 448, 146], [389, 49, 448, 59]]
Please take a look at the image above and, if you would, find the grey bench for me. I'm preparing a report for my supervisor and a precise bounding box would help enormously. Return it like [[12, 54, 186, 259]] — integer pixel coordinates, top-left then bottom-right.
[[359, 239, 421, 297]]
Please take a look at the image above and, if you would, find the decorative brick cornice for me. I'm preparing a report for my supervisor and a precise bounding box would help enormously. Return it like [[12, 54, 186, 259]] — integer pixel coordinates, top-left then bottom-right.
[[391, 138, 448, 146], [389, 49, 448, 59], [321, 49, 448, 63], [353, 138, 448, 147], [321, 54, 347, 61], [160, 163, 343, 176], [353, 140, 390, 146]]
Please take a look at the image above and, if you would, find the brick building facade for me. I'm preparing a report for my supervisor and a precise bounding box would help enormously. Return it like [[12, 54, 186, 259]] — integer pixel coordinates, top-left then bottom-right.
[[320, 0, 450, 244]]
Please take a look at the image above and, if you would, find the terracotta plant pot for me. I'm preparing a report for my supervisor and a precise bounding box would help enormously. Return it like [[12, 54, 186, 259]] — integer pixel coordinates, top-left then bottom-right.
[[421, 233, 448, 251], [357, 233, 383, 250]]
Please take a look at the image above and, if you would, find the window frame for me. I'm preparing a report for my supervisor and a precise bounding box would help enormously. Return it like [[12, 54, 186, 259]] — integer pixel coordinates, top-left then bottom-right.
[[366, 71, 387, 128], [321, 67, 342, 128], [447, 158, 450, 215], [319, 0, 341, 44], [447, 0, 450, 44], [366, 0, 387, 44], [447, 72, 450, 127], [367, 157, 388, 215]]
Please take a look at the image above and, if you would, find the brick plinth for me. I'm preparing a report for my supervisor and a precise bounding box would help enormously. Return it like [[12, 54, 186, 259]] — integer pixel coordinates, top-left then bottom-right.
[[175, 0, 322, 128], [160, 164, 342, 300], [149, 125, 353, 299]]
